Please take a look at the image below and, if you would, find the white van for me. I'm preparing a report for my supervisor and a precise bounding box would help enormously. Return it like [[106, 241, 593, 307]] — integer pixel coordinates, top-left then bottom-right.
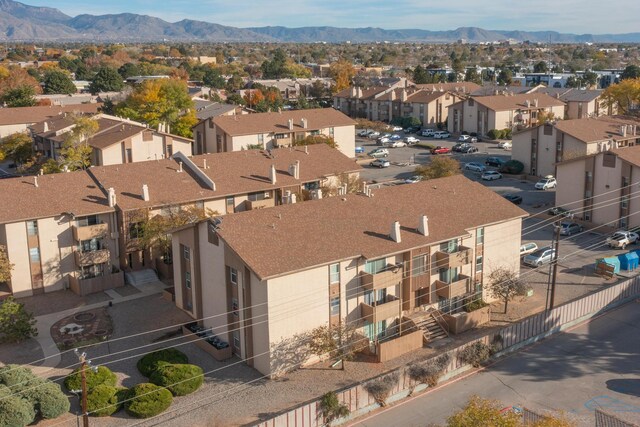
[[519, 242, 538, 257]]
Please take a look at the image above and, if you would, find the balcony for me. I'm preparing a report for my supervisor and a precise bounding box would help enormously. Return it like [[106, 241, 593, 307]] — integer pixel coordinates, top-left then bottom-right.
[[360, 295, 401, 321], [360, 265, 403, 291], [435, 275, 472, 299], [74, 249, 110, 266], [434, 246, 472, 270], [73, 223, 109, 241], [245, 198, 275, 211]]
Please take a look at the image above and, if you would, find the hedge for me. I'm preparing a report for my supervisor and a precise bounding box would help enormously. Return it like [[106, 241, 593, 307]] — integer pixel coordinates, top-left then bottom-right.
[[499, 159, 524, 174], [0, 365, 38, 389], [124, 383, 173, 419], [0, 394, 36, 427], [150, 363, 204, 396], [64, 365, 117, 392], [137, 348, 189, 377], [86, 385, 128, 417], [20, 380, 70, 419]]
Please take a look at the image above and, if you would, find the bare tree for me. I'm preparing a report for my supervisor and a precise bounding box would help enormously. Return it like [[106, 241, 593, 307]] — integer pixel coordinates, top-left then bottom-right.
[[487, 266, 529, 313]]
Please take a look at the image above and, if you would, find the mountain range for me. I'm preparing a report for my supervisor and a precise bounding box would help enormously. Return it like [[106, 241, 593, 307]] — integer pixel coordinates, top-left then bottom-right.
[[0, 0, 639, 43]]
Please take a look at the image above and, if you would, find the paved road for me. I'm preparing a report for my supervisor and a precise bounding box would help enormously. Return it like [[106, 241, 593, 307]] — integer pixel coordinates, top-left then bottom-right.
[[350, 301, 640, 427]]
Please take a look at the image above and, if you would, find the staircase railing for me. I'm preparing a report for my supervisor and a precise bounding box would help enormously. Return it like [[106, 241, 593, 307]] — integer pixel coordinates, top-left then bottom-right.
[[430, 309, 450, 337]]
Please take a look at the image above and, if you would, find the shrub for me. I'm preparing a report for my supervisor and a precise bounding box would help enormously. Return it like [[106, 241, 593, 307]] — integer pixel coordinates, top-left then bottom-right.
[[502, 128, 513, 139], [21, 380, 70, 419], [137, 348, 188, 377], [407, 354, 451, 387], [364, 372, 399, 406], [87, 385, 128, 417], [0, 390, 35, 427], [149, 363, 203, 396], [0, 297, 38, 343], [499, 160, 524, 174], [487, 129, 502, 140], [464, 299, 488, 313], [125, 383, 173, 419], [458, 341, 494, 368], [320, 391, 350, 424], [64, 366, 117, 392]]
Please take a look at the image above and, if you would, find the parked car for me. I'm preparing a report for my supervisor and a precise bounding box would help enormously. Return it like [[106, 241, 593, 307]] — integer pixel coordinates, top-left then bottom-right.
[[499, 141, 512, 149], [452, 143, 467, 152], [464, 162, 486, 172], [368, 148, 389, 158], [391, 126, 403, 131], [503, 194, 523, 205], [431, 146, 451, 155], [368, 131, 380, 139], [404, 175, 422, 184], [390, 140, 407, 148], [357, 130, 369, 137], [520, 242, 539, 257], [404, 136, 419, 144], [434, 131, 450, 139], [485, 157, 506, 167], [421, 128, 435, 137], [558, 222, 583, 236], [377, 137, 391, 145], [355, 146, 365, 154], [606, 231, 640, 249], [523, 247, 556, 267], [390, 134, 402, 140], [535, 176, 557, 190], [370, 158, 391, 168], [458, 135, 478, 143], [461, 145, 479, 153], [403, 126, 420, 133], [481, 170, 502, 180], [548, 206, 570, 217]]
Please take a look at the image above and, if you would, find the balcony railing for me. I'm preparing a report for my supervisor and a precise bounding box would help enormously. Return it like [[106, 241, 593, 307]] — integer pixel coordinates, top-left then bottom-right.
[[434, 274, 472, 299], [360, 295, 401, 321], [245, 198, 275, 211], [434, 246, 472, 270], [360, 265, 403, 291], [73, 223, 109, 241], [69, 269, 124, 296], [74, 249, 110, 266]]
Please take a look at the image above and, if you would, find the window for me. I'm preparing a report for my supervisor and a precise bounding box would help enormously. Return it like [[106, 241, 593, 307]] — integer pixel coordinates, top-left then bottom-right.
[[248, 192, 266, 202], [161, 205, 181, 216], [476, 256, 483, 273], [183, 245, 190, 261], [258, 134, 264, 144], [233, 331, 240, 350], [440, 239, 459, 254], [129, 222, 144, 239], [81, 264, 104, 279], [468, 99, 475, 107], [621, 197, 629, 209], [329, 263, 340, 283], [476, 227, 484, 245], [330, 295, 340, 316], [310, 130, 320, 136], [544, 124, 553, 135], [185, 271, 191, 289], [29, 247, 40, 263], [412, 255, 427, 276], [329, 127, 334, 137], [303, 181, 320, 191], [603, 153, 617, 168], [76, 215, 99, 227], [230, 267, 238, 285], [27, 221, 38, 236], [275, 133, 288, 139], [79, 238, 100, 253], [622, 176, 630, 187], [531, 111, 538, 119], [439, 267, 459, 284], [365, 258, 386, 275], [232, 298, 239, 316]]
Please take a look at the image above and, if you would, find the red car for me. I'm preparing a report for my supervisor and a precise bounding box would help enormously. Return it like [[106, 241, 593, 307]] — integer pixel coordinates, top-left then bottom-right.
[[431, 146, 451, 155]]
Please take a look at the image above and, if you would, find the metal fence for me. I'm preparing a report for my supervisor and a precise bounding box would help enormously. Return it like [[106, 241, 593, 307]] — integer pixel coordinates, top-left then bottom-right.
[[595, 409, 640, 427]]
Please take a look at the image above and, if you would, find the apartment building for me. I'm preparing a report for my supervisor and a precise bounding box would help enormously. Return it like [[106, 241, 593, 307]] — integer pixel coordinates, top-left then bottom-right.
[[31, 113, 192, 166], [0, 144, 360, 297], [448, 93, 566, 135], [334, 82, 479, 126], [192, 108, 356, 158], [512, 116, 640, 177], [556, 145, 640, 228], [0, 104, 100, 138], [172, 175, 526, 376], [243, 78, 334, 101]]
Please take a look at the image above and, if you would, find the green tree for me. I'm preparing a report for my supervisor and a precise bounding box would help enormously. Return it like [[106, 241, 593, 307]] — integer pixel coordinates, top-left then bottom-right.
[[533, 61, 548, 73], [58, 115, 99, 171], [621, 64, 640, 80], [226, 74, 245, 91], [447, 396, 520, 427], [261, 48, 288, 79], [309, 80, 328, 99], [43, 70, 76, 94], [412, 65, 429, 84], [89, 67, 124, 93], [0, 85, 36, 107], [487, 266, 529, 313], [582, 70, 598, 88], [565, 75, 579, 88], [118, 62, 140, 79], [0, 297, 37, 343], [202, 67, 226, 89], [0, 245, 12, 283], [415, 157, 461, 180], [464, 68, 482, 84], [0, 132, 33, 166], [497, 69, 513, 85], [602, 78, 640, 116]]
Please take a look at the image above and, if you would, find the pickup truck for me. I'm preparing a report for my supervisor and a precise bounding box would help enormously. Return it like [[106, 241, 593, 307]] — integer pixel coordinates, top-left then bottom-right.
[[606, 231, 640, 249]]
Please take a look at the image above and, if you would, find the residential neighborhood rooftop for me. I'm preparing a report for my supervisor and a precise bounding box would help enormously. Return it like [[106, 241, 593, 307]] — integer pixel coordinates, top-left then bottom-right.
[[553, 116, 640, 143], [216, 174, 527, 280], [0, 104, 100, 126], [472, 92, 565, 111]]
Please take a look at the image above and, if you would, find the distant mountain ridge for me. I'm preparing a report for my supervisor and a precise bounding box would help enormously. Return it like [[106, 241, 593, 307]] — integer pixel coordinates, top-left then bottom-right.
[[0, 0, 638, 43]]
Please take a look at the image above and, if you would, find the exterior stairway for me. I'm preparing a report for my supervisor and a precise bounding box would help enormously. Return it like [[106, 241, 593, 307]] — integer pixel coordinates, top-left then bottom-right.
[[406, 309, 449, 343]]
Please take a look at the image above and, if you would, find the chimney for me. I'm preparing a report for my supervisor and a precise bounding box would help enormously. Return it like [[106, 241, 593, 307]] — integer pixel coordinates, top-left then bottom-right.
[[108, 188, 116, 207], [390, 90, 396, 101], [351, 86, 357, 97], [418, 215, 429, 236], [142, 184, 150, 202], [356, 87, 363, 98], [304, 145, 308, 155], [621, 125, 627, 137], [301, 118, 308, 129], [525, 99, 530, 107], [288, 119, 294, 130], [178, 161, 183, 173], [43, 122, 49, 132], [33, 176, 38, 188], [270, 164, 276, 185], [401, 89, 407, 102], [290, 193, 297, 204], [533, 98, 539, 107], [390, 221, 401, 243]]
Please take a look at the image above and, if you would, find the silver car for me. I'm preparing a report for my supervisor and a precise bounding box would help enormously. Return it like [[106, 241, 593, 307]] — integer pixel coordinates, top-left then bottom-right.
[[523, 247, 556, 267]]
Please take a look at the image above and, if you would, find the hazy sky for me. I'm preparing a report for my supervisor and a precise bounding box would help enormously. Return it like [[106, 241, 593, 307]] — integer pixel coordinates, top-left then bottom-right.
[[24, 0, 640, 34]]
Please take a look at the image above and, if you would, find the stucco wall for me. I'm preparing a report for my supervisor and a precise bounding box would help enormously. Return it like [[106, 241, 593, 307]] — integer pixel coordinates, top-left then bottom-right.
[[556, 160, 587, 214], [3, 222, 31, 296], [482, 218, 523, 301], [592, 154, 623, 227]]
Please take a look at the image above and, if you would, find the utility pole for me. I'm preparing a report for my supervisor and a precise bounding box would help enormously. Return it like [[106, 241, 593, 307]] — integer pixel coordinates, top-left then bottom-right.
[[74, 349, 96, 427], [548, 218, 562, 310]]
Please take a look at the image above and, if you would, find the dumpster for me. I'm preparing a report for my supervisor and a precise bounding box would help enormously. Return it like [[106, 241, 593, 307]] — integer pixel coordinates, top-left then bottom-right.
[[618, 251, 639, 271], [596, 257, 620, 274]]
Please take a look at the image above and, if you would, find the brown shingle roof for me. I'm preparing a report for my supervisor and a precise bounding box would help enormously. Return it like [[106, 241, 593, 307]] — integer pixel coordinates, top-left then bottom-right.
[[471, 85, 535, 96], [333, 86, 389, 99], [414, 82, 480, 94], [406, 90, 452, 104], [0, 172, 111, 224], [554, 116, 640, 143], [612, 145, 640, 167], [473, 93, 565, 111], [212, 108, 356, 137], [216, 174, 527, 280], [0, 104, 100, 126], [87, 143, 360, 211]]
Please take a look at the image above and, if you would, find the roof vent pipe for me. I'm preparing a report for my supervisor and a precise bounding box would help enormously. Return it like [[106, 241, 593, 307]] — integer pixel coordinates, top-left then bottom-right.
[[178, 161, 183, 173], [107, 188, 116, 207], [270, 164, 276, 185], [33, 176, 38, 188]]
